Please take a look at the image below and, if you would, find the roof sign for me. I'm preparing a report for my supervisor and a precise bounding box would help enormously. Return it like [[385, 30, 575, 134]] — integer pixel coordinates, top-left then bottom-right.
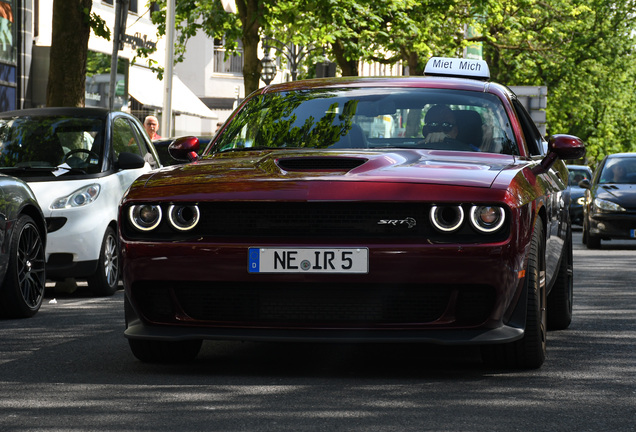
[[424, 57, 490, 80]]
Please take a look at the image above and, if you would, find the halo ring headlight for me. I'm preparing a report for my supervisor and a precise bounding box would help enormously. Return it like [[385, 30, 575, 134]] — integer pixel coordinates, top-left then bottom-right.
[[430, 205, 464, 232], [168, 204, 200, 231], [129, 205, 162, 231], [470, 205, 505, 233]]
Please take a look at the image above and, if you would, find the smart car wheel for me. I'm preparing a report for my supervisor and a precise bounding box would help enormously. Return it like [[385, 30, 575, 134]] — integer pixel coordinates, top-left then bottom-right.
[[0, 215, 46, 318], [87, 227, 120, 296], [128, 339, 203, 363], [547, 226, 573, 330], [482, 220, 547, 369]]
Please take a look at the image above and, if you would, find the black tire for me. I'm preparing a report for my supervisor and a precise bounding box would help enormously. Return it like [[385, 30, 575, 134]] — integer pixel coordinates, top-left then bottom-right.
[[482, 220, 547, 369], [547, 226, 573, 330], [0, 215, 46, 318], [583, 216, 601, 249], [128, 339, 203, 363], [581, 218, 588, 244], [586, 232, 601, 249], [87, 226, 120, 296]]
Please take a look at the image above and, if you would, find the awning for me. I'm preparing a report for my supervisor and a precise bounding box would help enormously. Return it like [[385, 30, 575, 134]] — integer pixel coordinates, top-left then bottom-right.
[[128, 66, 217, 119]]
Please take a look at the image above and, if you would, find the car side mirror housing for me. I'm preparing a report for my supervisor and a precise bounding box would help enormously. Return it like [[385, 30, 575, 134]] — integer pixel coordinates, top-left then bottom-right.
[[537, 134, 586, 172], [117, 151, 146, 170], [169, 136, 201, 162], [578, 178, 592, 189]]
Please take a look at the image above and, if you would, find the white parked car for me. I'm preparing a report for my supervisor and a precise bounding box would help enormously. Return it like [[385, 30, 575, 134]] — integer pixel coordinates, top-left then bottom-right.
[[0, 107, 160, 295]]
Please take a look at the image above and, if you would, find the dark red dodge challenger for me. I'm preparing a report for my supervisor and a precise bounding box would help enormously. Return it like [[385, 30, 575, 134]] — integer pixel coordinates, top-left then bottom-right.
[[119, 57, 585, 368]]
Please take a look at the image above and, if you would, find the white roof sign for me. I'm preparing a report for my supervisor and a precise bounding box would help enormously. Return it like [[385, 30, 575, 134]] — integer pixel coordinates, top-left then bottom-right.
[[424, 57, 490, 80]]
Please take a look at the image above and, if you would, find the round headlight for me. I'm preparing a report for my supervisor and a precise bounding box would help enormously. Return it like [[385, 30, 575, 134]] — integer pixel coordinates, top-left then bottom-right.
[[430, 205, 464, 232], [470, 205, 505, 233], [129, 205, 162, 231], [168, 204, 200, 231]]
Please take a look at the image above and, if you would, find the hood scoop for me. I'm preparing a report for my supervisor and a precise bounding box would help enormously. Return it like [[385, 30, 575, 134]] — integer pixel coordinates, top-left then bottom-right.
[[276, 157, 368, 172]]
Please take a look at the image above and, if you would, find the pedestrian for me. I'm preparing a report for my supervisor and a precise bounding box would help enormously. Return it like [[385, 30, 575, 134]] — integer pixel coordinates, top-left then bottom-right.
[[144, 115, 162, 140]]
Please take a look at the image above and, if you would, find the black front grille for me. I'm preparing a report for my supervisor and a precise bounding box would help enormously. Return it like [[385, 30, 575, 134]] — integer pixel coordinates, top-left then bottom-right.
[[200, 202, 429, 238], [133, 281, 495, 327]]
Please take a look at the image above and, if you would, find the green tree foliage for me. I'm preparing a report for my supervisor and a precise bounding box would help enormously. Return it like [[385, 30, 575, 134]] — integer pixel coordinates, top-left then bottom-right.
[[146, 0, 636, 164]]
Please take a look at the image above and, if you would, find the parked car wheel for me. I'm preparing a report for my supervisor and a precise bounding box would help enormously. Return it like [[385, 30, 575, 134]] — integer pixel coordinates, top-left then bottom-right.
[[547, 226, 573, 330], [583, 218, 601, 249], [87, 227, 120, 296], [0, 215, 46, 318], [128, 339, 203, 363], [482, 220, 547, 369]]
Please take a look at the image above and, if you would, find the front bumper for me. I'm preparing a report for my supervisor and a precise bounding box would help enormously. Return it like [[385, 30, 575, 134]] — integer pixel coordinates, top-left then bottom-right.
[[588, 212, 636, 240], [122, 239, 529, 345]]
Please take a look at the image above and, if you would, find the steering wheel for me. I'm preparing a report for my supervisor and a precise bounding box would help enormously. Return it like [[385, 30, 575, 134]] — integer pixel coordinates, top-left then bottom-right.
[[62, 148, 99, 163]]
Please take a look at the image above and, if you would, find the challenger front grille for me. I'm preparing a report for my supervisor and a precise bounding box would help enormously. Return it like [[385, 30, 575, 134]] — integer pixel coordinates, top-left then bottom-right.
[[133, 282, 495, 327]]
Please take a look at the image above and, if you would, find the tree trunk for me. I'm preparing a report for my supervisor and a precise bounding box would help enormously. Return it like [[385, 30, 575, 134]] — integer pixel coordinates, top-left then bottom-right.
[[236, 0, 262, 96], [332, 39, 358, 76], [47, 0, 92, 107]]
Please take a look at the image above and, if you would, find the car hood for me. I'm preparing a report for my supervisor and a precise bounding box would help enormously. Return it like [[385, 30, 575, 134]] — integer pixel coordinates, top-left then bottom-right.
[[596, 184, 636, 208], [140, 149, 520, 190]]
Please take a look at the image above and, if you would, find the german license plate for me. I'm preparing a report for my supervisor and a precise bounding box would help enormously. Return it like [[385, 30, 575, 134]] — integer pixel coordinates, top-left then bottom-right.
[[248, 247, 369, 273], [631, 229, 636, 238]]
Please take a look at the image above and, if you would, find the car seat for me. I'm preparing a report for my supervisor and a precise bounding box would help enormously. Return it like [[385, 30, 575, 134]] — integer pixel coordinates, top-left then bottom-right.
[[454, 110, 483, 150]]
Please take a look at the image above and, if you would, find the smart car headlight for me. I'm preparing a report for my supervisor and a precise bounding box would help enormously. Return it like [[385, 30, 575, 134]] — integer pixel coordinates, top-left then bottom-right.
[[593, 198, 625, 212], [469, 205, 505, 233], [168, 204, 200, 231], [50, 184, 100, 209], [430, 205, 464, 232], [129, 204, 162, 231]]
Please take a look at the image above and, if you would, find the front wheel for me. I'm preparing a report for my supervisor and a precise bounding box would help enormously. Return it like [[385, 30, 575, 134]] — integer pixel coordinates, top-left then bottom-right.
[[87, 227, 120, 296], [482, 220, 547, 369], [0, 215, 46, 318], [128, 339, 203, 363]]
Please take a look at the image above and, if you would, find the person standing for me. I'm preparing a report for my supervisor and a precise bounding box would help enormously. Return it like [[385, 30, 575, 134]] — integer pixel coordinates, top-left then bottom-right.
[[144, 115, 162, 140]]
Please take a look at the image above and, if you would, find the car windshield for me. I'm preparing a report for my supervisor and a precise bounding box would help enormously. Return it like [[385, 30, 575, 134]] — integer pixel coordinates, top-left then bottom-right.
[[0, 115, 104, 175], [599, 158, 636, 184], [214, 87, 518, 155], [568, 168, 591, 186]]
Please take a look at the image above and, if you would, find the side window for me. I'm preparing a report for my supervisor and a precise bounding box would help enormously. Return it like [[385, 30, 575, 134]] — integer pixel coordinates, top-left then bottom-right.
[[112, 117, 142, 158], [513, 99, 544, 156]]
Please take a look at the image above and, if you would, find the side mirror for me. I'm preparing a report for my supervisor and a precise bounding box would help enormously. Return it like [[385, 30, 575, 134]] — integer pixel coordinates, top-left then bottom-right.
[[548, 134, 586, 160], [117, 151, 145, 170], [578, 178, 592, 189], [537, 134, 586, 172], [169, 136, 200, 162]]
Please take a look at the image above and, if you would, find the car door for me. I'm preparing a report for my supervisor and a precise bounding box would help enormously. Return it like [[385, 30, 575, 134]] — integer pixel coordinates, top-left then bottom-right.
[[110, 116, 158, 196], [513, 98, 568, 285]]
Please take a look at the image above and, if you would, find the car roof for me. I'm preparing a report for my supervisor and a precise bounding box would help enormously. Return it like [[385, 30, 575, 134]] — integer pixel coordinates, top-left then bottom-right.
[[0, 107, 113, 118], [258, 76, 514, 100], [605, 152, 636, 159]]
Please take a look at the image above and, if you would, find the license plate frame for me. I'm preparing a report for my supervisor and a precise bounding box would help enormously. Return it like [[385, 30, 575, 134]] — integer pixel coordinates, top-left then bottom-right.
[[248, 247, 369, 274]]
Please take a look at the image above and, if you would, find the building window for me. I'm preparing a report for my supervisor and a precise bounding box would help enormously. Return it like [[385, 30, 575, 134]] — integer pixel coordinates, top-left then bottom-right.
[[102, 0, 138, 14], [214, 39, 243, 74]]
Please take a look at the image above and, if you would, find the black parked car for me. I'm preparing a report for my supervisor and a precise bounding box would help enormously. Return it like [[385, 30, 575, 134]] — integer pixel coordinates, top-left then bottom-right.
[[0, 174, 47, 318], [580, 153, 636, 248]]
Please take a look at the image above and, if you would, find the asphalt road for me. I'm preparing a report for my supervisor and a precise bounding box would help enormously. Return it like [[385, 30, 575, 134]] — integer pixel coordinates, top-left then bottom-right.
[[1, 230, 635, 431]]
